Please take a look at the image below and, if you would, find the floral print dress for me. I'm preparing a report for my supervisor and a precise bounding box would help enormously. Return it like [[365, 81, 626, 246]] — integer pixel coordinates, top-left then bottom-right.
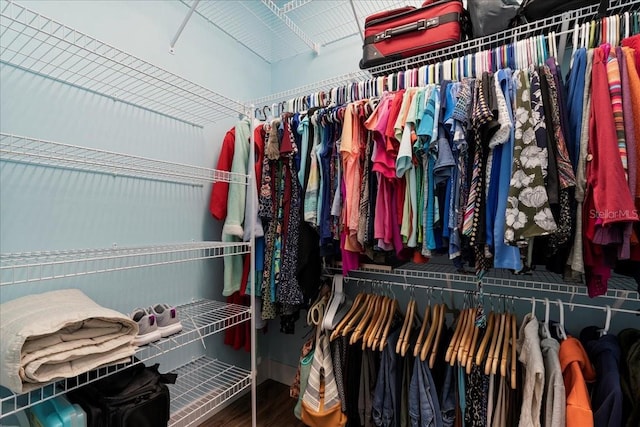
[[505, 70, 558, 244]]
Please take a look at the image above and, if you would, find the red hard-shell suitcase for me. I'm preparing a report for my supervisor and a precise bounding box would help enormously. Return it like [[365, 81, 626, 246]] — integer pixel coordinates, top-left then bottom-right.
[[360, 0, 468, 69]]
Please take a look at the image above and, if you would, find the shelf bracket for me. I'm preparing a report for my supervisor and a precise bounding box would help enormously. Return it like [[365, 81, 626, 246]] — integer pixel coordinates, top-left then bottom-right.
[[259, 0, 320, 54], [170, 0, 201, 54]]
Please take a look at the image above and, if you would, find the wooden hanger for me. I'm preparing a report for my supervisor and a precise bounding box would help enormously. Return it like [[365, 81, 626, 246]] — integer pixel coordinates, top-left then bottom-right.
[[420, 303, 439, 361], [362, 293, 383, 348], [330, 291, 364, 340], [370, 296, 391, 349], [366, 294, 388, 349], [428, 303, 446, 368], [397, 296, 418, 355], [500, 307, 511, 378], [379, 298, 399, 351], [413, 290, 432, 357], [475, 311, 495, 366], [400, 299, 419, 357], [350, 294, 378, 344], [446, 293, 469, 364], [465, 309, 482, 374], [396, 297, 412, 353], [445, 308, 464, 363], [341, 293, 371, 339], [491, 309, 506, 376], [485, 306, 504, 376], [459, 307, 477, 366]]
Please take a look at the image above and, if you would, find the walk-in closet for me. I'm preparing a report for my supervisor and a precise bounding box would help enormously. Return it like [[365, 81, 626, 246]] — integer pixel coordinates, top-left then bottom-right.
[[1, 1, 639, 426]]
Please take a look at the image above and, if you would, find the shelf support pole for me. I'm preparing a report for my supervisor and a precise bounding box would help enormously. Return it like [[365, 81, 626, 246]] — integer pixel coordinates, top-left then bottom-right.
[[348, 0, 364, 43], [170, 0, 201, 54]]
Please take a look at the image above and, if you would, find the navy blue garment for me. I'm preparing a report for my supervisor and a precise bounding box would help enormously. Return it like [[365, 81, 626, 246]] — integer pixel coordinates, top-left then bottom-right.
[[373, 329, 401, 427], [318, 109, 335, 251], [409, 356, 443, 427], [565, 48, 587, 172], [582, 327, 624, 427]]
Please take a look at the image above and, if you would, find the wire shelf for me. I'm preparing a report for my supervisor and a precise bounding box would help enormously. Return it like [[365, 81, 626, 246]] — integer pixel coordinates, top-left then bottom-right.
[[168, 356, 252, 427], [0, 0, 246, 127], [249, 70, 371, 105], [0, 133, 249, 186], [0, 242, 251, 286], [334, 259, 640, 303], [0, 299, 251, 419], [365, 0, 640, 75]]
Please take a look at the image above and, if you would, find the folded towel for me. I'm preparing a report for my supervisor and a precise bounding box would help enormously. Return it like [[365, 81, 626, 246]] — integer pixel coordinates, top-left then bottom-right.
[[0, 289, 138, 393]]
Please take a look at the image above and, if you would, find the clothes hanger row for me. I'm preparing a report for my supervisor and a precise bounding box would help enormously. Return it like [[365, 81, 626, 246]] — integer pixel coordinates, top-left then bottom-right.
[[334, 277, 635, 338], [253, 10, 640, 119]]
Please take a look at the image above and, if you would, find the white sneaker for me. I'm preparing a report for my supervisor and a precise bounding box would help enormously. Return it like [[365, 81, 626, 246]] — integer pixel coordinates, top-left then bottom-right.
[[149, 303, 183, 338], [130, 308, 162, 345]]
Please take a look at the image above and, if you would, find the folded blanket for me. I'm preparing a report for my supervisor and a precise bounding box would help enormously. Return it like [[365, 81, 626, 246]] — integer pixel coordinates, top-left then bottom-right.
[[0, 289, 138, 393]]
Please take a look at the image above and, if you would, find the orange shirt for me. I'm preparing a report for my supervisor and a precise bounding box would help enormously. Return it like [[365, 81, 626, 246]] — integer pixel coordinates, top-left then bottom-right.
[[559, 337, 596, 427]]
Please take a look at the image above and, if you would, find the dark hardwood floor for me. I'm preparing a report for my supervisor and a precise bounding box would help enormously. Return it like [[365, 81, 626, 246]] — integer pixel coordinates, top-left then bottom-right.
[[200, 380, 306, 427]]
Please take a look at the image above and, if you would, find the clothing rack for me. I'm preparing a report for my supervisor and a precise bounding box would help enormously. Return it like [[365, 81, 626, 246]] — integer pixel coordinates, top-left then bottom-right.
[[248, 0, 639, 111], [345, 276, 640, 317]]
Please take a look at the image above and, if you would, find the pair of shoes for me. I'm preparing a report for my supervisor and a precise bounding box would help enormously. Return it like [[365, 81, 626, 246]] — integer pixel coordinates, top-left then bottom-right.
[[130, 303, 183, 346]]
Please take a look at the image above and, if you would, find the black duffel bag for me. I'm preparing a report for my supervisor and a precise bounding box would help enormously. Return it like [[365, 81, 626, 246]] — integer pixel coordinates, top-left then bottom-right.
[[511, 0, 608, 26], [68, 362, 177, 427]]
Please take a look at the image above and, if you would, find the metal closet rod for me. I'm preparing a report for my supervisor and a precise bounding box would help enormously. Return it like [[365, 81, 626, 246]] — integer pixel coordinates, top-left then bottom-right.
[[344, 276, 639, 316]]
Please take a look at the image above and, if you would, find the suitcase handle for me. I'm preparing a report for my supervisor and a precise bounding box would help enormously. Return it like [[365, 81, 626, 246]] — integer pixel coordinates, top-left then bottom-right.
[[371, 12, 459, 44]]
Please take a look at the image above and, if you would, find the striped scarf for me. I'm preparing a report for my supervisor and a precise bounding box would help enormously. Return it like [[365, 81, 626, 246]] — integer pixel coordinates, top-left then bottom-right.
[[606, 48, 628, 182]]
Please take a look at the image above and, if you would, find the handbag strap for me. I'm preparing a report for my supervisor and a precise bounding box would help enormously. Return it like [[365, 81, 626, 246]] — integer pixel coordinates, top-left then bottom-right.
[[302, 331, 340, 412]]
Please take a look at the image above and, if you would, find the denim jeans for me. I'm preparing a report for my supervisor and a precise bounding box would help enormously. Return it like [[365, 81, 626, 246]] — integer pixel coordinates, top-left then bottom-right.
[[372, 329, 401, 426], [408, 357, 443, 427], [439, 363, 456, 427]]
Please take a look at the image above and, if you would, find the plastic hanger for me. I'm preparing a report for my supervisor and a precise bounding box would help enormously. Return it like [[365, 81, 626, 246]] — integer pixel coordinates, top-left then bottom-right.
[[322, 274, 345, 331], [541, 297, 551, 339], [307, 294, 327, 326], [599, 305, 611, 337], [555, 299, 568, 341]]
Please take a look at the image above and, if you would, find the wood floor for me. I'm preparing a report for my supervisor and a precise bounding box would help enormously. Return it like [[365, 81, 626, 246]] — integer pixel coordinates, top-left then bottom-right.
[[200, 380, 306, 427]]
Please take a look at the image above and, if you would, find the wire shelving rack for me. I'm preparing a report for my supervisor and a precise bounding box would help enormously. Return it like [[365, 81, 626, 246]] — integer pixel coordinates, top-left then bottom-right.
[[0, 242, 251, 286], [168, 356, 252, 427], [0, 0, 245, 127], [0, 299, 251, 419], [0, 133, 248, 186], [334, 260, 640, 303]]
